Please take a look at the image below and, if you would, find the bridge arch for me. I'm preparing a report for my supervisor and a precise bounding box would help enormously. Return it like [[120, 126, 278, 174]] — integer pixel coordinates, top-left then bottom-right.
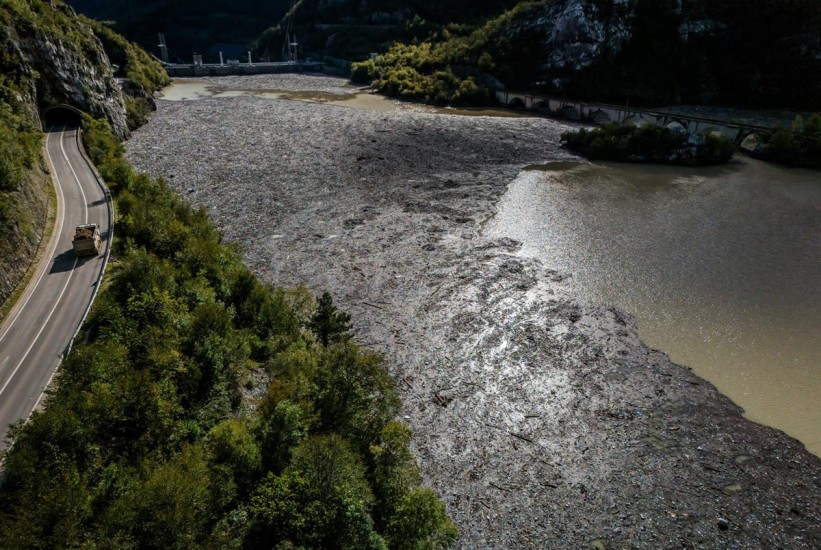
[[623, 115, 653, 127], [665, 121, 687, 134], [589, 109, 611, 124], [558, 105, 581, 120], [42, 104, 84, 129], [507, 97, 526, 110], [739, 132, 763, 151], [531, 99, 549, 113], [698, 126, 721, 136]]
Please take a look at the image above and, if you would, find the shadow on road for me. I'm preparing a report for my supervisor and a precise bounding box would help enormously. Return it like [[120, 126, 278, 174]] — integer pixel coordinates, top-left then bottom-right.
[[49, 249, 77, 274]]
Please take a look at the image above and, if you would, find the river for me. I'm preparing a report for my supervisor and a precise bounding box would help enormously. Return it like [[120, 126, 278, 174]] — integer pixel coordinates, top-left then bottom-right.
[[129, 74, 821, 546], [159, 77, 821, 455], [485, 159, 821, 455]]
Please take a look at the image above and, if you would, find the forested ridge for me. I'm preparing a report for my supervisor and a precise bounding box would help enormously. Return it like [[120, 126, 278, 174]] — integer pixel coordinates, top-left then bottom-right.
[[67, 0, 293, 61], [69, 0, 821, 110], [1, 2, 455, 547], [346, 0, 821, 109]]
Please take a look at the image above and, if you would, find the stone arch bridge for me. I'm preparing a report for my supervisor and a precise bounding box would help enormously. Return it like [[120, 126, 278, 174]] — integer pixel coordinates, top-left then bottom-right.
[[497, 91, 771, 146]]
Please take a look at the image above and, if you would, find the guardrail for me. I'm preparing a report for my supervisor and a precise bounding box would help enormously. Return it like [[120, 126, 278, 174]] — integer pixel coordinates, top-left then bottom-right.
[[62, 128, 113, 359]]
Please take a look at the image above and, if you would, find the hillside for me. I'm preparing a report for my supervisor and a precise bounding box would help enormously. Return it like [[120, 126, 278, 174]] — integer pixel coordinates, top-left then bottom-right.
[[364, 0, 821, 109], [67, 0, 292, 62], [253, 0, 821, 110], [0, 0, 126, 308], [1, 4, 455, 547], [253, 0, 519, 61]]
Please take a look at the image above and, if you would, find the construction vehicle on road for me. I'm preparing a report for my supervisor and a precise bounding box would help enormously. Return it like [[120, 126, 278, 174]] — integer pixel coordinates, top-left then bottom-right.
[[72, 223, 102, 257]]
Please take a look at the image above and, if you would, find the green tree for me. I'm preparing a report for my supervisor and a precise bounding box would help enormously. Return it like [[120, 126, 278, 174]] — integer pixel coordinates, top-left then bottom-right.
[[257, 399, 313, 473], [124, 445, 216, 548], [308, 292, 352, 346], [385, 488, 458, 550], [370, 421, 421, 528], [208, 419, 262, 492], [248, 434, 386, 549], [314, 344, 399, 451]]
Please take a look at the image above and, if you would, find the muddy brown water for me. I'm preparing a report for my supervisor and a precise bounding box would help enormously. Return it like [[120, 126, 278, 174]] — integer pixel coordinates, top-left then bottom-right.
[[485, 159, 821, 455], [160, 79, 524, 117]]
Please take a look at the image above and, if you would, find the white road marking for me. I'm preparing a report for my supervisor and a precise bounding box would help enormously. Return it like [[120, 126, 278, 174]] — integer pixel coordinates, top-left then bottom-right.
[[0, 128, 87, 400], [60, 128, 90, 225], [0, 129, 68, 345]]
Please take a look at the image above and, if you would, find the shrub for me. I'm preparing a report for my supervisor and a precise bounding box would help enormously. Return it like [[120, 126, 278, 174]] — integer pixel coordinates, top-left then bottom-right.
[[561, 122, 735, 166], [755, 113, 821, 168], [351, 59, 377, 84]]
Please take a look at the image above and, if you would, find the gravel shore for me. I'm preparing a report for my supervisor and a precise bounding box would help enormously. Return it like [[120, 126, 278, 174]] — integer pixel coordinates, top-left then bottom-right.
[[127, 75, 821, 549]]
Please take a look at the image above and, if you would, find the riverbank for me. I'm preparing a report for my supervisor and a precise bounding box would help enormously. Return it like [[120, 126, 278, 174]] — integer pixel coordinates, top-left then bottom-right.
[[127, 74, 821, 548]]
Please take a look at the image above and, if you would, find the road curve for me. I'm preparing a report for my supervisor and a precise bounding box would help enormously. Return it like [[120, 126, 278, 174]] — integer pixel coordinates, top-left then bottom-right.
[[0, 126, 111, 451]]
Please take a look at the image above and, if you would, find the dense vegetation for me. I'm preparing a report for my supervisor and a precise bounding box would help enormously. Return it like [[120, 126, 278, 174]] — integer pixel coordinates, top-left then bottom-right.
[[253, 0, 519, 62], [349, 1, 537, 103], [0, 116, 456, 548], [81, 16, 170, 129], [348, 0, 821, 110], [753, 114, 821, 168], [67, 0, 293, 62], [561, 122, 735, 166], [0, 55, 41, 230]]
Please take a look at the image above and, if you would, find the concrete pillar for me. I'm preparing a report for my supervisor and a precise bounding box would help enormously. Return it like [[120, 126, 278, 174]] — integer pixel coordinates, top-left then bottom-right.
[[220, 51, 224, 66], [247, 51, 253, 66]]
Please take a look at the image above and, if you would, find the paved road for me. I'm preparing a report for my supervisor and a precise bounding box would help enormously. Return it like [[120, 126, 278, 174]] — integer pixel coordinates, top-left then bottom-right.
[[0, 125, 110, 451]]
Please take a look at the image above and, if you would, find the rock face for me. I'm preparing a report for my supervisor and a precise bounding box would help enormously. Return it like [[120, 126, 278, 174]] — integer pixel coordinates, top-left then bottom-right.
[[0, 1, 128, 309], [511, 1, 634, 75], [495, 0, 821, 108], [1, 4, 128, 139], [0, 165, 49, 309]]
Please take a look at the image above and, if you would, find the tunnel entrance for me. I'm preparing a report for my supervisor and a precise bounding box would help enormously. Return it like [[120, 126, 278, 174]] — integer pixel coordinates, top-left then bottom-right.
[[42, 105, 83, 129]]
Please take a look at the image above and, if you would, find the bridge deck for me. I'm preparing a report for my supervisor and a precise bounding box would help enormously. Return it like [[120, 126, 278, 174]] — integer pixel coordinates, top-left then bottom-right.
[[496, 90, 777, 138]]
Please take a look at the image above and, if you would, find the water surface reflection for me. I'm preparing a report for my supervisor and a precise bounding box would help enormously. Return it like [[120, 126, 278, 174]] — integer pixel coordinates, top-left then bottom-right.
[[486, 159, 821, 455]]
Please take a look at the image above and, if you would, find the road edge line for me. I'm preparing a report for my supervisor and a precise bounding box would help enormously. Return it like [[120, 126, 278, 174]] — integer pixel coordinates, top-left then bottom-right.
[[61, 128, 114, 359], [29, 128, 114, 417], [0, 134, 65, 341]]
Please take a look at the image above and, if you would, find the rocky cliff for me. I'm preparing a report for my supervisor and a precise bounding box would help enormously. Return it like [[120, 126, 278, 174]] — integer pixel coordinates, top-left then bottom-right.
[[1, 1, 128, 138], [476, 0, 821, 108], [0, 0, 131, 311], [321, 0, 820, 109]]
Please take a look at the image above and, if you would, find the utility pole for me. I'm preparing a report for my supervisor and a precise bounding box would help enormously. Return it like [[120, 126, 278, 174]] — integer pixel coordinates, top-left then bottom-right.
[[282, 0, 299, 62], [158, 33, 169, 65]]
